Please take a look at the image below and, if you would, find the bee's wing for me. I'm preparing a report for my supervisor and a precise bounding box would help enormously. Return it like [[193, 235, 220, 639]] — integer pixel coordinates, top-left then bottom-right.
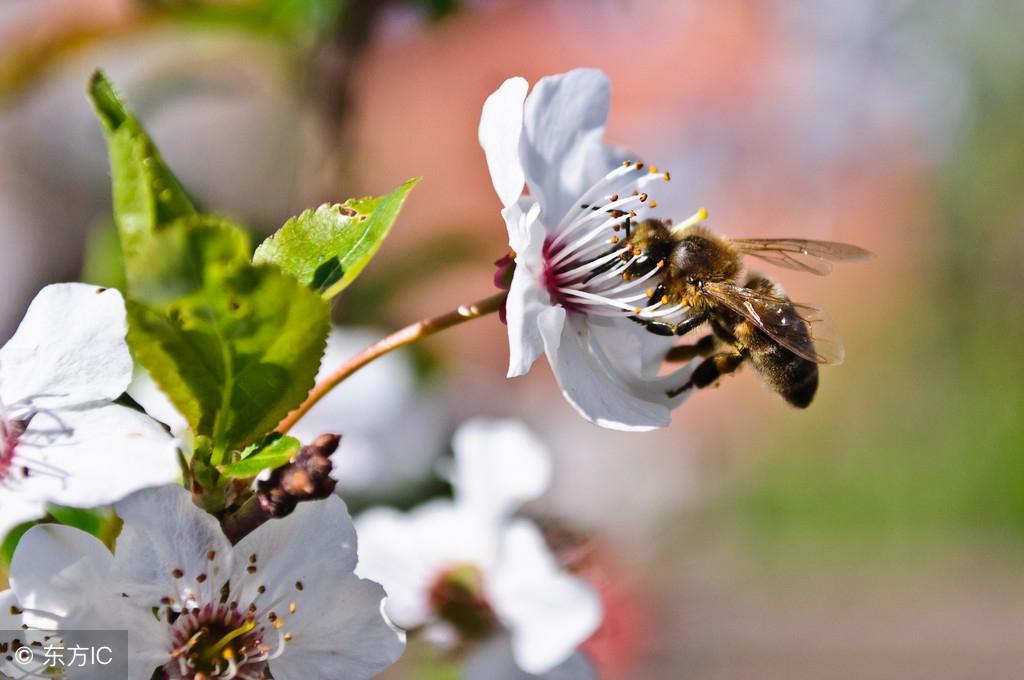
[[731, 239, 872, 276], [701, 283, 845, 364]]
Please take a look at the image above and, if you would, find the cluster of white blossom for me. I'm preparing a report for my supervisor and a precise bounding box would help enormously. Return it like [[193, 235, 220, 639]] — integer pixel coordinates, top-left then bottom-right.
[[0, 68, 695, 679]]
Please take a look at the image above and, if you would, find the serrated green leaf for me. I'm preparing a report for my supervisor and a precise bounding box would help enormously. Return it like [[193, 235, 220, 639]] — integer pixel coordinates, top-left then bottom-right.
[[254, 178, 419, 299], [219, 435, 301, 479], [88, 70, 196, 281], [127, 219, 330, 454]]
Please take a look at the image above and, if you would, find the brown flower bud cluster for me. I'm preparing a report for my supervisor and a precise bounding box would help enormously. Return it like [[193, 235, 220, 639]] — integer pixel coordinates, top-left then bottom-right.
[[257, 434, 340, 517]]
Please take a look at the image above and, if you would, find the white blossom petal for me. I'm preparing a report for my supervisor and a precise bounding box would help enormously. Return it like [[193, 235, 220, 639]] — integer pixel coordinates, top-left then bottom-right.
[[8, 524, 114, 626], [272, 573, 404, 680], [586, 317, 697, 399], [9, 525, 168, 680], [489, 521, 601, 675], [233, 495, 358, 608], [355, 507, 437, 628], [538, 309, 676, 431], [480, 76, 529, 208], [520, 69, 619, 224], [0, 494, 43, 542], [452, 418, 551, 523], [15, 403, 179, 509], [114, 484, 232, 602], [0, 284, 132, 409], [127, 367, 189, 437], [504, 200, 550, 377]]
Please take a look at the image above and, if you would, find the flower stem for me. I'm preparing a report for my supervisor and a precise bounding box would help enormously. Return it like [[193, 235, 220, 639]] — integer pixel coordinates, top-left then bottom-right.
[[276, 291, 505, 434]]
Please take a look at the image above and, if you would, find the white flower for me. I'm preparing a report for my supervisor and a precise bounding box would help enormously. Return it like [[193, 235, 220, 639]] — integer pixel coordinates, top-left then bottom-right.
[[8, 484, 404, 680], [0, 589, 53, 679], [0, 283, 179, 539], [479, 68, 697, 431], [356, 419, 601, 678]]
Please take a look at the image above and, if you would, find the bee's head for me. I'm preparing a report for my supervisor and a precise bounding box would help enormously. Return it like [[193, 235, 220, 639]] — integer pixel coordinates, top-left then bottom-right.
[[621, 219, 673, 279]]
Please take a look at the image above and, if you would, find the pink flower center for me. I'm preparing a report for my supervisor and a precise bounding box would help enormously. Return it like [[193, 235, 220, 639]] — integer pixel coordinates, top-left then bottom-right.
[[531, 161, 690, 324], [0, 413, 24, 483], [427, 564, 497, 641], [158, 552, 306, 680]]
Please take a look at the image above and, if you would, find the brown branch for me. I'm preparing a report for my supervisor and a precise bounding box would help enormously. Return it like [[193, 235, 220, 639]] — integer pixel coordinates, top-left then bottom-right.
[[276, 291, 505, 434]]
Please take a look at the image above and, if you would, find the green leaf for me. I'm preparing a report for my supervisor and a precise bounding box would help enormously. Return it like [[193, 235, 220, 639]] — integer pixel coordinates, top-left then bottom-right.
[[47, 506, 105, 536], [254, 178, 419, 299], [81, 219, 127, 290], [219, 435, 301, 478], [127, 218, 330, 453], [88, 70, 196, 281], [1, 521, 34, 567]]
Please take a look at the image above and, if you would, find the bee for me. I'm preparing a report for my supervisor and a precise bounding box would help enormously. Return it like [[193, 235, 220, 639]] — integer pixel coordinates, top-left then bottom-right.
[[620, 217, 870, 407]]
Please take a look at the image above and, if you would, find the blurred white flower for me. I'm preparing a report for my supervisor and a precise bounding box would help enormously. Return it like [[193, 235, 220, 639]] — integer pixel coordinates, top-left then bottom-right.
[[479, 68, 695, 432], [356, 419, 601, 678], [290, 328, 445, 496], [8, 485, 404, 680], [0, 283, 178, 539]]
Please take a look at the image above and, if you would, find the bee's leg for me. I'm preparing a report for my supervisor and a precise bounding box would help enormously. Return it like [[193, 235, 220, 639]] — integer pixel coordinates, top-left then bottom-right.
[[646, 284, 666, 306], [629, 312, 706, 337], [582, 249, 628, 283], [665, 334, 718, 363], [666, 351, 744, 397]]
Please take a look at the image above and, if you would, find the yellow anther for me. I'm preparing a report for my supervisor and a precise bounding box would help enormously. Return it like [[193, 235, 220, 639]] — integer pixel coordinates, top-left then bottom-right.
[[650, 165, 659, 173], [634, 307, 643, 314], [649, 200, 658, 208], [663, 171, 671, 181], [645, 288, 654, 297], [633, 247, 642, 256], [661, 295, 670, 304], [657, 259, 665, 268], [670, 207, 709, 234], [289, 602, 297, 614], [610, 193, 619, 201], [610, 236, 619, 244]]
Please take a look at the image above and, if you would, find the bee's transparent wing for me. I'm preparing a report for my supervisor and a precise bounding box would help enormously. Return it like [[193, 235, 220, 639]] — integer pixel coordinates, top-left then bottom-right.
[[702, 283, 845, 364], [732, 238, 872, 276]]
